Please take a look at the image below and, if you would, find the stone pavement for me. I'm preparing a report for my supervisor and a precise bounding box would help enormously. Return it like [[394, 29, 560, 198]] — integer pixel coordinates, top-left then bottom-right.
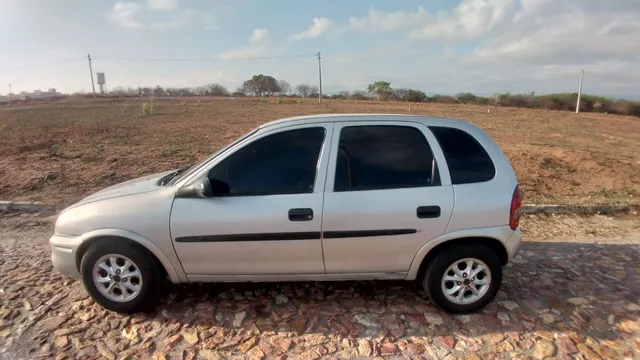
[[0, 226, 639, 360]]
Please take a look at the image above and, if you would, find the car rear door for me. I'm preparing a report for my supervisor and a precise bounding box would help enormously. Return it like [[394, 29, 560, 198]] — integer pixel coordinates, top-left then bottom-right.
[[321, 121, 454, 276], [170, 123, 333, 278]]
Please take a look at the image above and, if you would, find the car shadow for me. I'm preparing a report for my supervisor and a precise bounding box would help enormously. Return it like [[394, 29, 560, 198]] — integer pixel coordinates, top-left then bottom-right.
[[145, 241, 639, 348]]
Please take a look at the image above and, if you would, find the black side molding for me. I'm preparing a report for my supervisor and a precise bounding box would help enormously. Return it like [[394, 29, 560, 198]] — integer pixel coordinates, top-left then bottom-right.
[[175, 232, 321, 243], [175, 229, 418, 242], [323, 229, 417, 239]]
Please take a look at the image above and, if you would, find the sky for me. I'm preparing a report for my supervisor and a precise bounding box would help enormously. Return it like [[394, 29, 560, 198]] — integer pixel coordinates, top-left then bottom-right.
[[1, 0, 640, 98]]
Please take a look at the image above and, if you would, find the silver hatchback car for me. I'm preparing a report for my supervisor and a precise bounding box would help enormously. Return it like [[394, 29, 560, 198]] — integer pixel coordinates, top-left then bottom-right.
[[50, 114, 522, 314]]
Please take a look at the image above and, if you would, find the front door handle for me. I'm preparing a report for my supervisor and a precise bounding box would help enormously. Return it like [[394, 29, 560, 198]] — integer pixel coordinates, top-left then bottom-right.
[[289, 208, 314, 222], [417, 206, 441, 219]]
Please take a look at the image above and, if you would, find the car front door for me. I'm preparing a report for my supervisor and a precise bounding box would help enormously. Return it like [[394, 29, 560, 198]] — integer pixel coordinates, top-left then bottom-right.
[[170, 123, 333, 278], [321, 121, 454, 276]]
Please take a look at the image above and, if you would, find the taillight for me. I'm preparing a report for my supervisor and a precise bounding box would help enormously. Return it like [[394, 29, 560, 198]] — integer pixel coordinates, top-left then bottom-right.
[[510, 185, 522, 230]]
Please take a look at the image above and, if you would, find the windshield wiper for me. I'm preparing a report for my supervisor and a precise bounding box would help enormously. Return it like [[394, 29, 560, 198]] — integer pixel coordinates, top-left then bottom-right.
[[158, 166, 190, 186]]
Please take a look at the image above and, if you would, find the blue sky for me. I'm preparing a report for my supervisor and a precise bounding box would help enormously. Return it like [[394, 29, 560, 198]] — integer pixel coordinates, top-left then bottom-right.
[[1, 0, 639, 98]]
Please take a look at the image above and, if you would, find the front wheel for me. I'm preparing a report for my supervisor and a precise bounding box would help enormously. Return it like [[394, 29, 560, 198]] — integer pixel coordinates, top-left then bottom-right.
[[422, 245, 502, 314], [80, 240, 162, 313]]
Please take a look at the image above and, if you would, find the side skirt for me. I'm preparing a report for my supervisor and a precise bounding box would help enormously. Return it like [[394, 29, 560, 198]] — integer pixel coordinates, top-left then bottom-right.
[[187, 272, 408, 283]]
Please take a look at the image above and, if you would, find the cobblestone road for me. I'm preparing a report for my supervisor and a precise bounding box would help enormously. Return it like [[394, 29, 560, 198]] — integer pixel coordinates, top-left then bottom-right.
[[0, 222, 639, 360]]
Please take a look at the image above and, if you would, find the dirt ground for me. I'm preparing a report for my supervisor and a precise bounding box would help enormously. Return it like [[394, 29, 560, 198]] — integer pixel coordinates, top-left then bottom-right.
[[0, 212, 639, 360], [1, 97, 639, 206]]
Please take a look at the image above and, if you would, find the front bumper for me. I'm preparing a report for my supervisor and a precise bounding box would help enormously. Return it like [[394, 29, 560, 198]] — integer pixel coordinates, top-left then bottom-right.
[[504, 228, 523, 263], [50, 234, 83, 279]]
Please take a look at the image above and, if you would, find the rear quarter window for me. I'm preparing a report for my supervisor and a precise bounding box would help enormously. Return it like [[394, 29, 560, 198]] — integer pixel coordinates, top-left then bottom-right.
[[429, 126, 496, 184]]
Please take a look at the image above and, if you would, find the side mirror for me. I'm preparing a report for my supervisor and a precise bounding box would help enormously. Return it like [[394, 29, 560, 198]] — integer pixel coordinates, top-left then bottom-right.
[[175, 177, 213, 198], [209, 178, 231, 196]]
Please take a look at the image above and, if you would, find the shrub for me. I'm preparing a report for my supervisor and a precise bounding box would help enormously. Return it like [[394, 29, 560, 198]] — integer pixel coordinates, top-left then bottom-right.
[[455, 92, 476, 104], [508, 94, 533, 108], [431, 94, 460, 104], [260, 97, 268, 103], [405, 90, 427, 102], [476, 96, 491, 105], [141, 102, 151, 115], [611, 100, 640, 116], [276, 97, 284, 104]]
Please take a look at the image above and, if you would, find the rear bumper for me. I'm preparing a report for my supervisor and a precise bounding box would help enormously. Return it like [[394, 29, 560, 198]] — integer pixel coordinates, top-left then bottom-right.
[[504, 228, 523, 263], [50, 234, 82, 279]]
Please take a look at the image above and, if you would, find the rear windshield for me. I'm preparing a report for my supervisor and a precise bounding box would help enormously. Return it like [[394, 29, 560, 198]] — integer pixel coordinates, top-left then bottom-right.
[[429, 126, 496, 184]]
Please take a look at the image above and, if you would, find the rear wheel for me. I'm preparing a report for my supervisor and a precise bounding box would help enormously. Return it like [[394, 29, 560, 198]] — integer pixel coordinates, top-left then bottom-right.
[[422, 245, 502, 313], [80, 240, 162, 313]]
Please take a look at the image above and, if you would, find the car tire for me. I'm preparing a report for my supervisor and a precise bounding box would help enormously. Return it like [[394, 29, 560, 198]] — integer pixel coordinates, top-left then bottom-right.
[[422, 245, 502, 314], [80, 240, 163, 313]]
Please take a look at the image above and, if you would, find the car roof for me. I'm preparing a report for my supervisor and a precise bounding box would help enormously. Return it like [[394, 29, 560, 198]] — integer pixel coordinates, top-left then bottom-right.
[[260, 113, 474, 130]]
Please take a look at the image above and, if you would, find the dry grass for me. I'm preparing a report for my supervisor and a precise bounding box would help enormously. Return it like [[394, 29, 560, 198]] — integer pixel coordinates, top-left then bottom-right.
[[0, 97, 639, 205], [521, 213, 640, 241]]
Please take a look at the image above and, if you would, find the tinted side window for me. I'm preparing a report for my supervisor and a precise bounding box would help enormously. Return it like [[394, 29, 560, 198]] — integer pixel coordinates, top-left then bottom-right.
[[429, 126, 496, 184], [334, 126, 438, 192], [209, 127, 325, 195]]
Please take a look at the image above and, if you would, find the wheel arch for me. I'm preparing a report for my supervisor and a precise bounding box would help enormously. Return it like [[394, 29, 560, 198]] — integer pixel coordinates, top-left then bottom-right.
[[406, 227, 511, 281], [74, 229, 185, 283]]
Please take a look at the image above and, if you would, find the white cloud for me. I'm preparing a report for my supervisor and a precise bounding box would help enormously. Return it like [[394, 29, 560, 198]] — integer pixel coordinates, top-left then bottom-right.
[[472, 0, 640, 64], [348, 7, 428, 32], [410, 0, 515, 41], [150, 10, 217, 31], [249, 28, 268, 44], [106, 2, 217, 31], [288, 17, 335, 41], [217, 46, 272, 60], [148, 0, 179, 11], [106, 2, 144, 28]]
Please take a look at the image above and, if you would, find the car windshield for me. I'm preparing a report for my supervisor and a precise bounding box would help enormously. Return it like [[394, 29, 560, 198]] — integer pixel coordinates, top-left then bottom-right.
[[166, 127, 260, 186]]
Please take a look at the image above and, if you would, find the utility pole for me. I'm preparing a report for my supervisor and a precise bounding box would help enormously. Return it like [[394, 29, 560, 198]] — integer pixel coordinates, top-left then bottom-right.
[[317, 52, 323, 104], [575, 69, 584, 114], [87, 54, 96, 96]]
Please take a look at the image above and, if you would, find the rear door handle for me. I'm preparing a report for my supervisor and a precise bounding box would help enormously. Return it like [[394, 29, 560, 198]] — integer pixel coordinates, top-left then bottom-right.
[[288, 208, 314, 222], [417, 206, 441, 219]]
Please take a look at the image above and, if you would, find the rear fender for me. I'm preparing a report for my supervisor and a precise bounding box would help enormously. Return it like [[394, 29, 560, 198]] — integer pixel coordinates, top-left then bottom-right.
[[406, 226, 512, 280]]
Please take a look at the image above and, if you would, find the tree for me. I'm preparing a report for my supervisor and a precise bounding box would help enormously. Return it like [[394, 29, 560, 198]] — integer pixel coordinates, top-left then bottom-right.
[[193, 87, 207, 96], [166, 88, 181, 97], [138, 87, 153, 96], [111, 87, 137, 96], [241, 75, 280, 96], [277, 80, 291, 96], [367, 81, 393, 101], [394, 88, 409, 101], [331, 90, 351, 100], [205, 83, 230, 96], [308, 85, 319, 98], [350, 90, 368, 100], [153, 86, 165, 97], [295, 84, 313, 97]]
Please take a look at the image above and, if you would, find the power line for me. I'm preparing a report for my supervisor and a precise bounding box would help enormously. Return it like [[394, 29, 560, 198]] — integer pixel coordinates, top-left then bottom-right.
[[95, 54, 318, 62], [585, 71, 634, 82], [7, 58, 85, 72]]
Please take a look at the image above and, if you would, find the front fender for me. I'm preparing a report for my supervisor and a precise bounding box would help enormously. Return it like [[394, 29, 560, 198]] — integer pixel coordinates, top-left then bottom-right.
[[405, 226, 515, 280], [77, 228, 187, 283]]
